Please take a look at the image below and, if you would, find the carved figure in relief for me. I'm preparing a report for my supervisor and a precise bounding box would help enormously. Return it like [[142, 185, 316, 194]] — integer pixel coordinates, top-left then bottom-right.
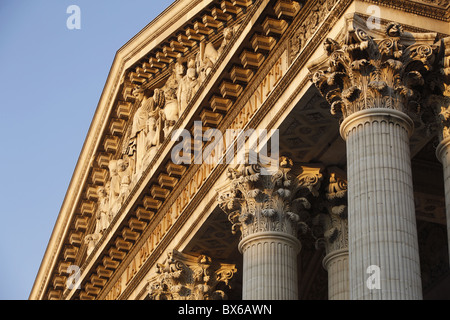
[[85, 233, 101, 257], [117, 158, 131, 206], [217, 26, 234, 57], [108, 159, 121, 216], [129, 87, 158, 174], [94, 186, 110, 234], [178, 59, 200, 115], [196, 26, 237, 84], [142, 109, 164, 168], [161, 62, 184, 137], [196, 42, 217, 84], [104, 181, 112, 221]]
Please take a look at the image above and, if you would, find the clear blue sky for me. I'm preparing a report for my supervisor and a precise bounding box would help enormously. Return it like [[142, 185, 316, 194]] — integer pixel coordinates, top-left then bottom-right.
[[0, 0, 174, 300]]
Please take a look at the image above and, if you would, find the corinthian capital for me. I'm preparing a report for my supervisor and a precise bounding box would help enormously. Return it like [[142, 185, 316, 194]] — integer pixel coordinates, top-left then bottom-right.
[[308, 15, 441, 120], [217, 157, 323, 239], [146, 250, 237, 300], [420, 37, 450, 141]]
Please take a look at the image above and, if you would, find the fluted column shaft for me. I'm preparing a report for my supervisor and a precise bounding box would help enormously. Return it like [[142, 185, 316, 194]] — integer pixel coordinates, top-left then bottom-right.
[[239, 231, 300, 300], [218, 160, 322, 300], [323, 249, 349, 300], [341, 108, 422, 300], [436, 137, 450, 266]]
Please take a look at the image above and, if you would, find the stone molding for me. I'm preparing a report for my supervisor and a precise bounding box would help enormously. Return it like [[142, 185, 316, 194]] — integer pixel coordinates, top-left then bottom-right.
[[238, 230, 301, 254], [322, 248, 349, 270]]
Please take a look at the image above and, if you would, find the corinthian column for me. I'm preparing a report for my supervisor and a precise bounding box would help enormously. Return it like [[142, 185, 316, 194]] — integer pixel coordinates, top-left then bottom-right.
[[314, 168, 349, 300], [309, 19, 441, 299], [218, 157, 322, 300]]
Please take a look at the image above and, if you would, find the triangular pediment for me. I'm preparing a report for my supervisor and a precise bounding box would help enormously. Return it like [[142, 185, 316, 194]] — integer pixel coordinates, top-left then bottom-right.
[[34, 0, 305, 300]]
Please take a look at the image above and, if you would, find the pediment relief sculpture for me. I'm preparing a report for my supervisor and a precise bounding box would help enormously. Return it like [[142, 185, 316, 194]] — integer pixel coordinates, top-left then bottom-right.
[[311, 168, 348, 254], [82, 26, 241, 259]]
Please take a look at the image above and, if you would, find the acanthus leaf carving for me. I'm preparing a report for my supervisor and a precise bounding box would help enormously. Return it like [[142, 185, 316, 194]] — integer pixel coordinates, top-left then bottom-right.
[[311, 167, 348, 254], [146, 250, 237, 300], [308, 17, 442, 121], [218, 157, 324, 239]]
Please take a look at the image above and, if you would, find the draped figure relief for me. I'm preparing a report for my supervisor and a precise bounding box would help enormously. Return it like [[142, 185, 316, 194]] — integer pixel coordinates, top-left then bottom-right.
[[142, 89, 165, 169], [108, 159, 121, 217], [129, 87, 165, 175], [196, 26, 237, 84], [94, 186, 110, 235], [161, 62, 184, 138], [178, 59, 200, 115]]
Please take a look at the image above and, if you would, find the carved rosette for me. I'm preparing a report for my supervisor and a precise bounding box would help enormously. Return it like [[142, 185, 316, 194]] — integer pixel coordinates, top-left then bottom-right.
[[309, 21, 441, 121], [313, 169, 348, 255], [217, 157, 323, 240], [147, 250, 236, 300]]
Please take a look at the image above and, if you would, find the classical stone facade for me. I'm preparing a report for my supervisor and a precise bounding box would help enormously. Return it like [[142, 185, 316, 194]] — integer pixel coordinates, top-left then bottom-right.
[[31, 0, 450, 300]]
